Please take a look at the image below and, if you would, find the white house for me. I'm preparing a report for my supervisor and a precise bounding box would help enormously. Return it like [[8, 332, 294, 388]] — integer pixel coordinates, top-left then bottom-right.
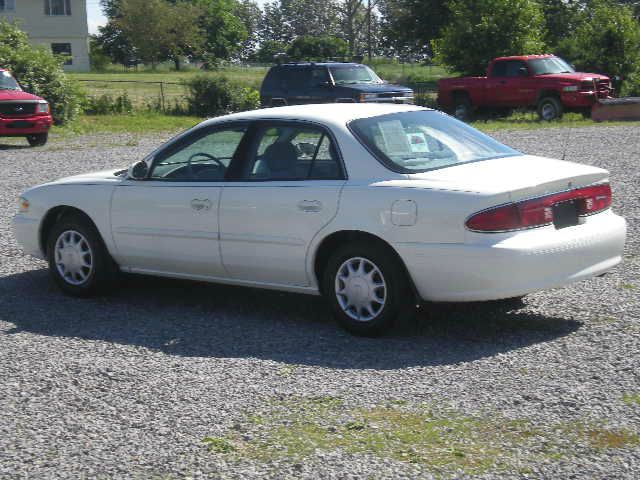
[[0, 0, 90, 71]]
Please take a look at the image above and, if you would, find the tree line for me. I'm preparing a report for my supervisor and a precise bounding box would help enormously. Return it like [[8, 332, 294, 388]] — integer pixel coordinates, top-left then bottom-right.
[[94, 0, 640, 94]]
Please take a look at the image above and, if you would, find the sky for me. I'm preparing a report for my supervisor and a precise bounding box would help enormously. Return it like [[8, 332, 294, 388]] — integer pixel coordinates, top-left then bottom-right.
[[86, 0, 268, 34]]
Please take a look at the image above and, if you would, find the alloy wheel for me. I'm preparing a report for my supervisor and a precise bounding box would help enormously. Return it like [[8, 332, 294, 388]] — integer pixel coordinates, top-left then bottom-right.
[[334, 257, 387, 322], [54, 230, 94, 286]]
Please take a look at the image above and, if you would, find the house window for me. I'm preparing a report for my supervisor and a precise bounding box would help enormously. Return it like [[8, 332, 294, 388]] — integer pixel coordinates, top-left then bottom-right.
[[44, 0, 72, 16], [0, 0, 16, 12], [51, 43, 72, 65]]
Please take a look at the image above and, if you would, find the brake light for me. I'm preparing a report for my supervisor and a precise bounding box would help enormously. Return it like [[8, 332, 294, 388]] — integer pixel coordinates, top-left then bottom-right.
[[466, 183, 612, 232]]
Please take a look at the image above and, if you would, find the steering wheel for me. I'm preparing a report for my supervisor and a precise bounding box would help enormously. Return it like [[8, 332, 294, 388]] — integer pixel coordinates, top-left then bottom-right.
[[186, 152, 225, 178]]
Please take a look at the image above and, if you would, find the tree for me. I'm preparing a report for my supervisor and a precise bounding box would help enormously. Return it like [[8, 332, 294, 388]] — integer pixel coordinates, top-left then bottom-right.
[[254, 40, 287, 63], [0, 20, 82, 124], [193, 0, 248, 64], [433, 0, 547, 76], [287, 35, 349, 61], [234, 0, 262, 59], [259, 0, 340, 44], [557, 0, 640, 93], [116, 0, 203, 69]]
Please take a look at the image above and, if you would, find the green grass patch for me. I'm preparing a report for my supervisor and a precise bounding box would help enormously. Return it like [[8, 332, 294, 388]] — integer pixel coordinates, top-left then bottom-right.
[[623, 393, 640, 406], [472, 112, 640, 133], [54, 113, 203, 137], [204, 397, 640, 475]]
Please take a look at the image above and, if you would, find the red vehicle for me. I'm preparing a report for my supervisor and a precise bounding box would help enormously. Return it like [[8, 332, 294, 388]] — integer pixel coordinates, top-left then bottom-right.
[[0, 68, 52, 147], [438, 55, 613, 121]]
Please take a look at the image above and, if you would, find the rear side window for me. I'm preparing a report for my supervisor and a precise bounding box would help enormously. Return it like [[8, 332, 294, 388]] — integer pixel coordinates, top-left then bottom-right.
[[491, 61, 507, 77], [242, 123, 343, 181], [262, 68, 280, 90], [283, 67, 311, 89]]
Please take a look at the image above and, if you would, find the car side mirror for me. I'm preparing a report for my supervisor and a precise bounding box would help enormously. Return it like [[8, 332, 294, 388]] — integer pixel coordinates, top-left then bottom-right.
[[128, 160, 149, 180], [319, 81, 333, 88]]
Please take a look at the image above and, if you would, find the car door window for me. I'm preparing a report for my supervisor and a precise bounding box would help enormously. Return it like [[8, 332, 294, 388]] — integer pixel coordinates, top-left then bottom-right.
[[492, 61, 507, 77], [150, 125, 247, 181], [243, 124, 343, 180], [311, 67, 329, 86]]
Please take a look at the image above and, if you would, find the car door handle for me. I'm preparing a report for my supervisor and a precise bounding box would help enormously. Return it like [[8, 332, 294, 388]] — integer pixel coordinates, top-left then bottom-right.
[[191, 198, 212, 211], [297, 200, 322, 212]]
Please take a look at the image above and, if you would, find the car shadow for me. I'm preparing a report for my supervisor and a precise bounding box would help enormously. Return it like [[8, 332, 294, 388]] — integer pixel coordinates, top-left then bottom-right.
[[0, 269, 581, 370], [0, 143, 31, 150]]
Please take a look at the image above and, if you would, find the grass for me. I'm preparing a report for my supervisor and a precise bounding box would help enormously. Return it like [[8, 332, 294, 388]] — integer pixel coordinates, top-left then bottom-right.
[[472, 111, 640, 133], [53, 112, 202, 137], [623, 393, 640, 406], [202, 397, 640, 475]]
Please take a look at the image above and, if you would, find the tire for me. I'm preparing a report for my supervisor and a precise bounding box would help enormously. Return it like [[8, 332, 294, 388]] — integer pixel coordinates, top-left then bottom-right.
[[26, 133, 48, 147], [452, 93, 473, 122], [46, 213, 117, 297], [323, 242, 410, 337], [537, 97, 563, 121]]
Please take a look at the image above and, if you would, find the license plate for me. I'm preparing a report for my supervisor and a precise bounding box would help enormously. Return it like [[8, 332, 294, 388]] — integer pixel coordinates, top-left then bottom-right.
[[553, 200, 579, 229], [8, 121, 34, 129]]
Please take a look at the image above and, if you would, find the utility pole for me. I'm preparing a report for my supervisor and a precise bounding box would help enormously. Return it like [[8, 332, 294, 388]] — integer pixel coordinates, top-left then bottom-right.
[[367, 0, 372, 61]]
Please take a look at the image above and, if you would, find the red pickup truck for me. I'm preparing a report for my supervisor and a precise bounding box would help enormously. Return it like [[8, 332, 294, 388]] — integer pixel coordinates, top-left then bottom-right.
[[438, 55, 613, 121], [0, 68, 52, 147]]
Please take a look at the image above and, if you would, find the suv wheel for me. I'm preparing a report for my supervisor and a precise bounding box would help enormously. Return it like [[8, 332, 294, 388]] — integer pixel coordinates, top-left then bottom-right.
[[26, 133, 48, 147], [323, 243, 409, 336], [537, 97, 563, 121]]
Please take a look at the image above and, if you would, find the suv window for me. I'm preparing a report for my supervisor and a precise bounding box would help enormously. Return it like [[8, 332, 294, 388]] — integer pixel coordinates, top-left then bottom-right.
[[242, 123, 342, 181], [491, 61, 507, 77], [151, 125, 247, 181], [284, 67, 311, 90]]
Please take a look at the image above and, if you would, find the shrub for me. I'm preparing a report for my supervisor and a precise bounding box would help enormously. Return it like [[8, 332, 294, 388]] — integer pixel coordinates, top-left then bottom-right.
[[184, 75, 259, 117], [557, 0, 640, 96], [433, 0, 546, 76], [287, 35, 349, 62], [84, 93, 134, 115], [0, 20, 83, 124]]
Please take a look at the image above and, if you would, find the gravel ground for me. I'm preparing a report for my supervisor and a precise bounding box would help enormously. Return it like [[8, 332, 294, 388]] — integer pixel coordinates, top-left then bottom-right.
[[0, 126, 638, 479]]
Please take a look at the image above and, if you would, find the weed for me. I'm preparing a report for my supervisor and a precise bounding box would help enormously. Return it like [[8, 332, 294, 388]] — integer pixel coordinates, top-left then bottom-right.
[[203, 437, 236, 454]]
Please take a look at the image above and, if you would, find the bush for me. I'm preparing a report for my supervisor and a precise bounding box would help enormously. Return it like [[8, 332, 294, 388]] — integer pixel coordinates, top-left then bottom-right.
[[433, 0, 546, 76], [184, 75, 259, 117], [0, 20, 83, 124], [287, 35, 349, 61], [557, 0, 640, 96], [84, 93, 134, 115]]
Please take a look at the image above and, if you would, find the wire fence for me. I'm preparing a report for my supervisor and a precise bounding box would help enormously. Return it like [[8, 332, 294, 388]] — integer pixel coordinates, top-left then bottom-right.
[[75, 78, 439, 114]]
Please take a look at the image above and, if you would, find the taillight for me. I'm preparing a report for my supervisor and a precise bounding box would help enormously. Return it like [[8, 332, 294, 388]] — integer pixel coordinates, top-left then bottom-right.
[[466, 183, 612, 232]]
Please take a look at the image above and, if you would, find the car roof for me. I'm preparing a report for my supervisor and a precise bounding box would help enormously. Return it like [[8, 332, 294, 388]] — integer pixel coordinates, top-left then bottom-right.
[[201, 103, 429, 128], [278, 62, 365, 68], [493, 54, 555, 62]]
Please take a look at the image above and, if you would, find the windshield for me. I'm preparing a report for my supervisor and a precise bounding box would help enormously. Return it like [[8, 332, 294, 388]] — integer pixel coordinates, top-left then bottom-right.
[[0, 71, 20, 90], [329, 65, 382, 85], [349, 110, 520, 173], [528, 57, 574, 75]]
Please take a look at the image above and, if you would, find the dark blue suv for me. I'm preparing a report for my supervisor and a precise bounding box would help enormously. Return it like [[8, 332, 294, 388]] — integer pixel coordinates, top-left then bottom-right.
[[260, 62, 414, 107]]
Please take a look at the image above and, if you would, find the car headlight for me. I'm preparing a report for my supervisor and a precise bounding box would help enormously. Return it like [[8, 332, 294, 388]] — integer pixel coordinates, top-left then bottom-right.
[[36, 101, 50, 114], [359, 93, 378, 102], [562, 85, 579, 92], [18, 196, 30, 213]]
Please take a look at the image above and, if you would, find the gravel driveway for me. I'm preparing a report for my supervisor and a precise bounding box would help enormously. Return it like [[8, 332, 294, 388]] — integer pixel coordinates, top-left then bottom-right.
[[0, 126, 638, 479]]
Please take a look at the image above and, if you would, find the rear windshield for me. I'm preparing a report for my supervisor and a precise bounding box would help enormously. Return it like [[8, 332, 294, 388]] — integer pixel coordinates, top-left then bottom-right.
[[349, 110, 520, 173], [0, 71, 20, 91]]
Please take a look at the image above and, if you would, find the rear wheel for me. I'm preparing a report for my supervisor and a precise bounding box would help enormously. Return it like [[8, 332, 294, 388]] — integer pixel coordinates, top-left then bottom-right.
[[47, 214, 117, 297], [452, 93, 473, 121], [323, 243, 409, 336], [26, 133, 48, 147], [537, 97, 563, 121]]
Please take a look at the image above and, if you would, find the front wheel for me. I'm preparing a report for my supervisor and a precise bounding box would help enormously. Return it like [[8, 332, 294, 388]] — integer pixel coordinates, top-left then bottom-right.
[[452, 94, 473, 122], [323, 243, 409, 336], [47, 214, 117, 297], [26, 133, 48, 147], [537, 97, 563, 121]]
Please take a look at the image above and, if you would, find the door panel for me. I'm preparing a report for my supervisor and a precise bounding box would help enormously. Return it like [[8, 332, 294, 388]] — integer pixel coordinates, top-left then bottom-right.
[[111, 182, 224, 276], [219, 181, 344, 285]]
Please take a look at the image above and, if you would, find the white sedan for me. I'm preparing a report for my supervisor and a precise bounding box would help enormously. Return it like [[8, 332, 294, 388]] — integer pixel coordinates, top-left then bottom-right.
[[12, 104, 627, 335]]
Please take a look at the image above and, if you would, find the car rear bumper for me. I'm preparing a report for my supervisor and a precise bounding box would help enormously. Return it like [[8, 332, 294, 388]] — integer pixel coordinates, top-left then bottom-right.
[[394, 210, 627, 302], [0, 115, 52, 136], [12, 214, 44, 259]]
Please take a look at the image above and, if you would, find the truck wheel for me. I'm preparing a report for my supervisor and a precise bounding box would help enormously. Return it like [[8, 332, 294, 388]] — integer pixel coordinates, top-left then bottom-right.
[[452, 94, 472, 121], [537, 97, 563, 121], [26, 133, 48, 147]]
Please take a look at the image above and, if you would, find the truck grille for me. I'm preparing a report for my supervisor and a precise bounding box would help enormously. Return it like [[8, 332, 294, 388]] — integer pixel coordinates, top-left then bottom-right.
[[0, 102, 37, 117]]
